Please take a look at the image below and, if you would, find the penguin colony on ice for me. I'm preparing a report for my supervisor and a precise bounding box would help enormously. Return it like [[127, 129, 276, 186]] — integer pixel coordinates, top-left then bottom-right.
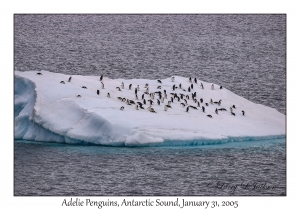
[[41, 72, 245, 118]]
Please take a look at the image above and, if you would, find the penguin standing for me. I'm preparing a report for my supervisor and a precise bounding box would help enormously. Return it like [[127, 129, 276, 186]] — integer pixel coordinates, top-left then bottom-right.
[[107, 92, 110, 98], [211, 84, 214, 90], [129, 84, 132, 90], [142, 94, 144, 99], [161, 97, 164, 103], [97, 90, 100, 95], [137, 85, 140, 91], [135, 88, 137, 94], [100, 75, 103, 81], [135, 105, 139, 110], [68, 76, 72, 82], [157, 99, 160, 105], [101, 82, 104, 89], [179, 83, 182, 89], [201, 83, 204, 89], [242, 110, 245, 116], [202, 106, 205, 112], [143, 99, 146, 105], [215, 108, 218, 114], [186, 106, 189, 112], [121, 82, 124, 89], [164, 105, 168, 111], [120, 106, 124, 111], [191, 84, 193, 89], [135, 94, 139, 100], [188, 87, 191, 92], [171, 76, 175, 82], [194, 78, 197, 84]]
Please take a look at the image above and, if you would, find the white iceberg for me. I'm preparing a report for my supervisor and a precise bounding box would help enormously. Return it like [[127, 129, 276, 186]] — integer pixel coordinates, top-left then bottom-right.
[[14, 71, 285, 146]]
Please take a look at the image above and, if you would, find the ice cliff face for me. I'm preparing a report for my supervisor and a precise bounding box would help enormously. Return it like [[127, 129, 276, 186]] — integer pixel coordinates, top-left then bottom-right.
[[14, 71, 285, 146]]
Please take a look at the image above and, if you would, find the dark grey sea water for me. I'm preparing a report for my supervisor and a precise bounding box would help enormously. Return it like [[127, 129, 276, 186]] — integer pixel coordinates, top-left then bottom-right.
[[14, 14, 286, 196]]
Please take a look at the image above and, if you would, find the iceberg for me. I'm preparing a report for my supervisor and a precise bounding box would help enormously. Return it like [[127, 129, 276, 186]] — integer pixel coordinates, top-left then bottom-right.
[[14, 71, 285, 146]]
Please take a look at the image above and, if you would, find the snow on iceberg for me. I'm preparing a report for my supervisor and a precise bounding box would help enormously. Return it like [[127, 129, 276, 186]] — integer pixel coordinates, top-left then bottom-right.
[[14, 71, 285, 146]]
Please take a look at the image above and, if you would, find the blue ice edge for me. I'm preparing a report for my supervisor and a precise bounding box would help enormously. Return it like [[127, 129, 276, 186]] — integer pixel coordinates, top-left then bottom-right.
[[14, 74, 286, 147]]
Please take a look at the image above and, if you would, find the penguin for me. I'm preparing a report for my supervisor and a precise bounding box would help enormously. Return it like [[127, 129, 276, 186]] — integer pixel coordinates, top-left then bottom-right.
[[101, 82, 104, 89], [129, 84, 132, 90], [122, 98, 126, 102], [157, 86, 161, 89], [194, 78, 197, 84], [194, 92, 197, 97], [230, 107, 233, 113], [180, 103, 186, 107], [166, 105, 172, 108], [164, 93, 167, 99], [137, 102, 143, 106], [210, 99, 213, 104], [135, 88, 137, 95], [186, 106, 189, 112], [179, 83, 182, 89], [157, 99, 160, 105], [233, 105, 236, 109], [144, 83, 149, 88], [118, 97, 122, 100], [135, 105, 139, 110], [184, 99, 188, 105], [143, 99, 146, 105], [171, 76, 175, 82], [197, 102, 200, 107], [146, 87, 149, 93], [60, 81, 65, 84], [205, 103, 209, 106], [139, 105, 145, 109], [129, 100, 135, 104], [202, 106, 205, 112], [135, 94, 139, 100], [188, 87, 191, 92], [142, 94, 144, 100], [220, 86, 223, 89], [200, 98, 203, 103], [161, 97, 164, 103], [189, 105, 198, 110], [164, 105, 168, 111], [126, 100, 131, 105], [100, 75, 103, 81], [137, 85, 140, 91], [168, 101, 171, 106], [77, 95, 81, 98], [37, 72, 42, 75], [218, 100, 222, 106], [148, 99, 153, 105], [186, 95, 189, 100], [215, 108, 218, 114], [82, 86, 87, 89], [107, 92, 110, 98], [157, 79, 162, 83], [231, 112, 235, 116], [207, 115, 212, 118], [177, 97, 180, 102], [189, 77, 192, 83], [172, 84, 175, 91], [201, 83, 204, 89], [180, 94, 184, 99], [171, 97, 173, 103], [121, 82, 124, 89], [116, 87, 121, 91], [120, 106, 124, 111], [191, 84, 193, 89], [211, 84, 214, 90], [149, 109, 157, 113], [97, 89, 100, 95], [68, 76, 72, 82], [151, 93, 154, 100], [242, 110, 245, 116]]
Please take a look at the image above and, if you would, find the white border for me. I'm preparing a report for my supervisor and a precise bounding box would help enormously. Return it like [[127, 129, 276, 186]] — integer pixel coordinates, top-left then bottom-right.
[[3, 0, 298, 209]]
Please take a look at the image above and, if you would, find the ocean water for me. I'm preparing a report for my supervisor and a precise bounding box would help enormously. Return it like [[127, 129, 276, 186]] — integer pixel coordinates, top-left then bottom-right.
[[14, 14, 286, 196], [14, 138, 286, 196]]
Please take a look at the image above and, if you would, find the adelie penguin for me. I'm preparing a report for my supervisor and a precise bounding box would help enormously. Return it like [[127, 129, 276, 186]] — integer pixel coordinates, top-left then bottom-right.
[[207, 115, 212, 118], [242, 110, 245, 116], [137, 85, 140, 91], [68, 76, 72, 82], [157, 79, 162, 83], [97, 89, 100, 95], [135, 105, 139, 110], [135, 94, 139, 100], [120, 106, 124, 111], [189, 77, 192, 83], [157, 99, 160, 105], [129, 84, 132, 90], [232, 105, 236, 109], [215, 108, 218, 114], [107, 92, 110, 98], [194, 78, 197, 84], [171, 76, 175, 82], [211, 84, 214, 90], [191, 84, 193, 89], [135, 88, 137, 94], [101, 82, 104, 89], [179, 83, 182, 89], [201, 83, 204, 89], [82, 86, 87, 89], [164, 105, 168, 111], [116, 87, 121, 91], [188, 87, 191, 92], [172, 84, 175, 91], [60, 81, 65, 84], [100, 75, 103, 81], [142, 94, 144, 99], [231, 112, 236, 116], [202, 106, 205, 112], [121, 82, 124, 89], [186, 106, 189, 112], [37, 72, 42, 75]]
